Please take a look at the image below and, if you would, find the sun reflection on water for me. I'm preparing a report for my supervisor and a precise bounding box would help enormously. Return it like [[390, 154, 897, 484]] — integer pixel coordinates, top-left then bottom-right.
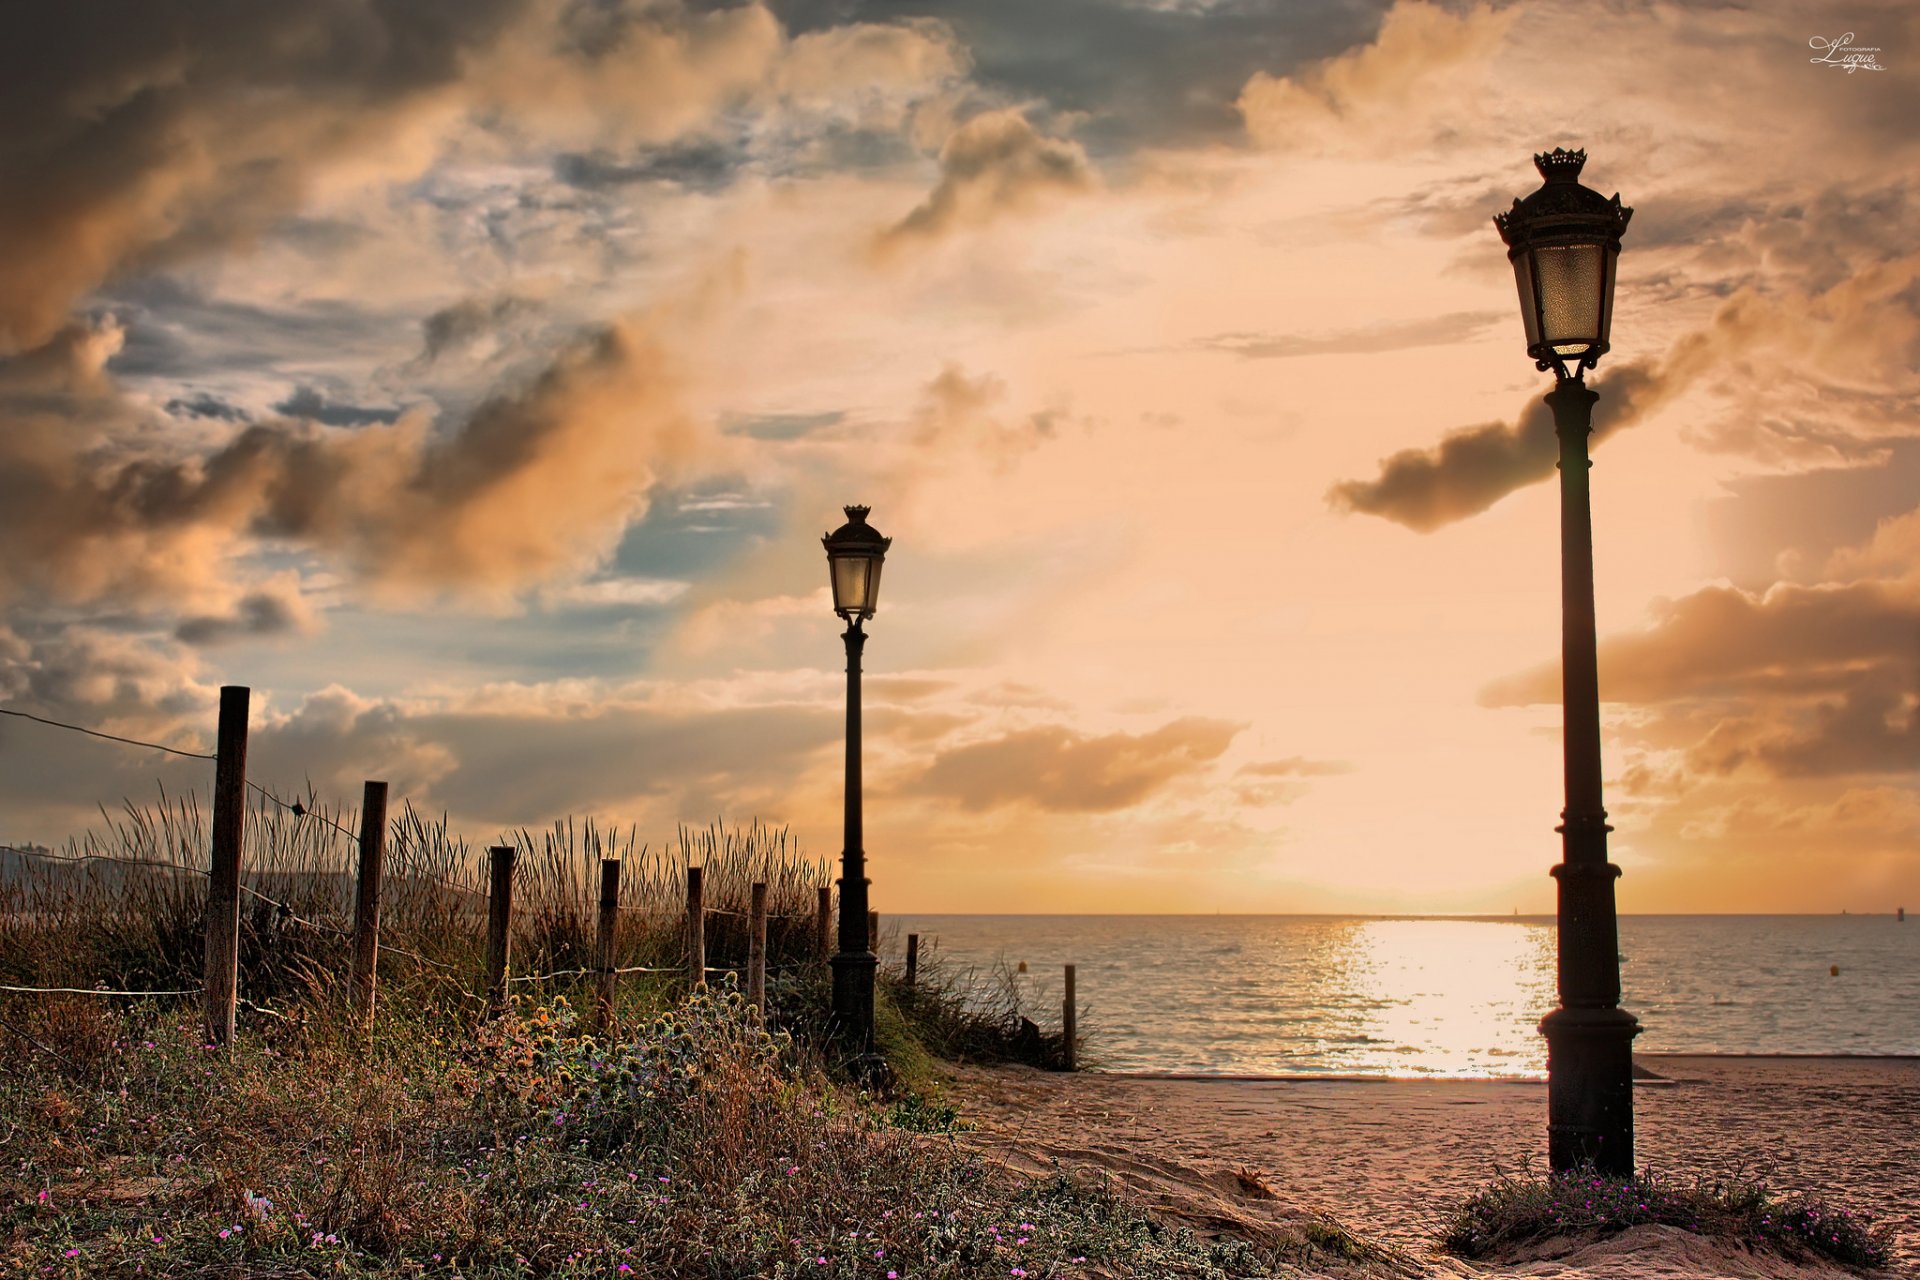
[[1300, 918, 1557, 1077]]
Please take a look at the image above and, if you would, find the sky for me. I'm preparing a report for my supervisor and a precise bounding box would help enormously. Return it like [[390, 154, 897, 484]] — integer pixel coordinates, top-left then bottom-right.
[[1, 0, 1915, 914]]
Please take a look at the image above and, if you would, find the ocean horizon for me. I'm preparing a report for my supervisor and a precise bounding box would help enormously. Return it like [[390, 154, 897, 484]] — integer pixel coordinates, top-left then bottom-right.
[[889, 913, 1920, 1077]]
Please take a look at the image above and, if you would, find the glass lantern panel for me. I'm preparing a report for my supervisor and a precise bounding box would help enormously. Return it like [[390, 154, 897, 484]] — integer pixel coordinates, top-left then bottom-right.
[[1597, 243, 1619, 348], [1534, 242, 1604, 352], [864, 557, 884, 614], [1512, 252, 1541, 349], [832, 556, 873, 615]]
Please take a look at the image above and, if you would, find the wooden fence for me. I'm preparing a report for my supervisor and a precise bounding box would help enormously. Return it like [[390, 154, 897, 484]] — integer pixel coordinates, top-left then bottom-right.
[[3, 685, 1083, 1066]]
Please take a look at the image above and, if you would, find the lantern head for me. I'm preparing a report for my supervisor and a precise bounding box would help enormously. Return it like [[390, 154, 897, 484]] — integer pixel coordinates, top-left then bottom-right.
[[823, 505, 890, 621], [1494, 148, 1631, 381]]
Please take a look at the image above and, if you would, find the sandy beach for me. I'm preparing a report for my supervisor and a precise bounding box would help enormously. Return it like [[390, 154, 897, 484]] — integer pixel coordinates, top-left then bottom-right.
[[946, 1055, 1920, 1278]]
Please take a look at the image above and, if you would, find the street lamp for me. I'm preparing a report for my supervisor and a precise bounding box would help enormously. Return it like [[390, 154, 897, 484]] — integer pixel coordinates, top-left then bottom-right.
[[1495, 148, 1641, 1176], [823, 504, 891, 1069]]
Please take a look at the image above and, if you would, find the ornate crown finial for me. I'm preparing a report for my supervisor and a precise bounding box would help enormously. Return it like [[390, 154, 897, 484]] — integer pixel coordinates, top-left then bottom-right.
[[844, 504, 871, 523], [1533, 147, 1587, 182]]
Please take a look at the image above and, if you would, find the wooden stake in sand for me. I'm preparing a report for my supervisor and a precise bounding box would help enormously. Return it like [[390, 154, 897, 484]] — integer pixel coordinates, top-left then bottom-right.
[[1063, 964, 1077, 1071]]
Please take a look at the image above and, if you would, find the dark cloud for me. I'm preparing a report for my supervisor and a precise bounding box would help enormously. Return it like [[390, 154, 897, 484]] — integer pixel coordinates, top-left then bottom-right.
[[0, 0, 527, 351], [0, 316, 717, 609], [1482, 581, 1919, 710], [1203, 311, 1502, 361], [769, 0, 1379, 154], [1484, 576, 1920, 783], [875, 109, 1093, 252], [554, 139, 748, 192], [274, 385, 403, 427], [103, 277, 413, 381], [175, 587, 313, 645], [1328, 363, 1660, 532], [419, 295, 543, 364], [916, 716, 1242, 812], [164, 391, 250, 422]]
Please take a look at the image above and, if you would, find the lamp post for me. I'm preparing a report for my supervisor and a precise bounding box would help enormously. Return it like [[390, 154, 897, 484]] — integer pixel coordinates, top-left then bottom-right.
[[823, 504, 891, 1069], [1495, 148, 1640, 1176]]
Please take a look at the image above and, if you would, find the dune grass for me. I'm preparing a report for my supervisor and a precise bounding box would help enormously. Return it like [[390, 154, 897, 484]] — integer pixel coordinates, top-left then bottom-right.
[[2, 984, 1342, 1278], [1440, 1166, 1892, 1269]]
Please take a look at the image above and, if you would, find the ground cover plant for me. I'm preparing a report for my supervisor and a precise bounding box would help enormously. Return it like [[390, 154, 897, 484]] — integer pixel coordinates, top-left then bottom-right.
[[4, 794, 1344, 1277], [3, 985, 1350, 1278], [1440, 1165, 1892, 1269]]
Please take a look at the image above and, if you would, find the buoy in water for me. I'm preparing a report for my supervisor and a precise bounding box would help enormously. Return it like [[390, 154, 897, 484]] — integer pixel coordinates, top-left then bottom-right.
[[1830, 964, 1840, 977]]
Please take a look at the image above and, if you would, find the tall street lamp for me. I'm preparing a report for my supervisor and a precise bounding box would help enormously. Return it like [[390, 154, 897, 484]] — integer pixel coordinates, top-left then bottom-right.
[[1495, 148, 1641, 1176], [823, 504, 891, 1068]]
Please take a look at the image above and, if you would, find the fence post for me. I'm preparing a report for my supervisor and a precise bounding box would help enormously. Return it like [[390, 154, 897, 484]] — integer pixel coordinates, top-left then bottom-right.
[[868, 909, 879, 952], [816, 885, 831, 961], [686, 865, 705, 989], [350, 779, 389, 1028], [906, 933, 919, 988], [748, 881, 767, 1016], [595, 858, 620, 1029], [203, 685, 248, 1048], [1063, 964, 1077, 1072], [485, 844, 516, 1007]]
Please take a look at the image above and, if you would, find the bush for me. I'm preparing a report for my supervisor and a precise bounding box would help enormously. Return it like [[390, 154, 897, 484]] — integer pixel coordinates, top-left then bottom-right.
[[1441, 1166, 1892, 1269]]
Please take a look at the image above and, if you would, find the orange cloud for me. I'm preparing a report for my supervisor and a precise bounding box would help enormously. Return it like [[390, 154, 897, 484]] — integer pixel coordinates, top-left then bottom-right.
[[875, 108, 1095, 253], [915, 717, 1241, 813], [0, 317, 719, 611]]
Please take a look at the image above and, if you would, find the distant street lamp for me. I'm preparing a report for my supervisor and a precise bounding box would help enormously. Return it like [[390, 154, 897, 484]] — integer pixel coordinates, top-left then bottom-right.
[[823, 504, 891, 1069], [1495, 148, 1641, 1176]]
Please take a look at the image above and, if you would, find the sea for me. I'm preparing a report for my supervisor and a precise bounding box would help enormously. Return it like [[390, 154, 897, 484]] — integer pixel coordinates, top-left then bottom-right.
[[888, 914, 1920, 1077]]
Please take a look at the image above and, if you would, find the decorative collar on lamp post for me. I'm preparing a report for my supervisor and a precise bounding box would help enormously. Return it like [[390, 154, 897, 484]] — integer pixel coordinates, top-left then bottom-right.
[[1494, 148, 1633, 382]]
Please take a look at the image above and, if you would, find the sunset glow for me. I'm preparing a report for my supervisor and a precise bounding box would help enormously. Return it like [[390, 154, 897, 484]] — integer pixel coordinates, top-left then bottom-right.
[[2, 0, 1914, 914]]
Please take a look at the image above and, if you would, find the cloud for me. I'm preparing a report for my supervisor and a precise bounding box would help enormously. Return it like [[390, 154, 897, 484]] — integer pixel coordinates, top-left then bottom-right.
[[1328, 362, 1662, 532], [1238, 1, 1516, 150], [0, 0, 522, 351], [1237, 757, 1352, 778], [0, 0, 966, 352], [875, 108, 1094, 252], [910, 364, 1055, 467], [1482, 581, 1919, 710], [418, 295, 542, 363], [1483, 555, 1920, 783], [0, 315, 721, 612], [175, 576, 318, 645], [1202, 312, 1503, 361], [916, 716, 1242, 813]]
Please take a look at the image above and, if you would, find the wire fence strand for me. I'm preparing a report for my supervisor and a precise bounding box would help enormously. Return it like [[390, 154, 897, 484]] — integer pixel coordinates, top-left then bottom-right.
[[0, 983, 205, 997], [0, 707, 214, 761]]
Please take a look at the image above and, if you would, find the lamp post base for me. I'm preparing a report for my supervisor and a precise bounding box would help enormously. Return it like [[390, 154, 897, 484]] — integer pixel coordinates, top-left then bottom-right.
[[1541, 1004, 1640, 1176], [829, 949, 878, 1057]]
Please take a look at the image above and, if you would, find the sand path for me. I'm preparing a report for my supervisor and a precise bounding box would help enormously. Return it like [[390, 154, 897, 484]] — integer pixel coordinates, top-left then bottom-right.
[[946, 1055, 1919, 1277]]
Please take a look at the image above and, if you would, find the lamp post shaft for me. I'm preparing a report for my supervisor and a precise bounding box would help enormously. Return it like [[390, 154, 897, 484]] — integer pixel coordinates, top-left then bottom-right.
[[830, 623, 877, 1056], [1541, 378, 1639, 1176]]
